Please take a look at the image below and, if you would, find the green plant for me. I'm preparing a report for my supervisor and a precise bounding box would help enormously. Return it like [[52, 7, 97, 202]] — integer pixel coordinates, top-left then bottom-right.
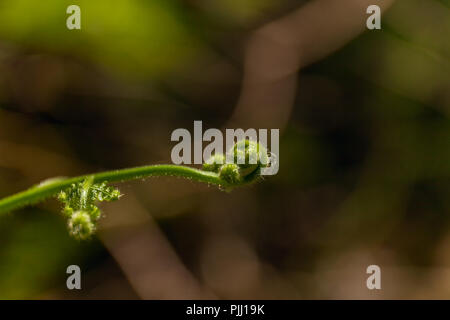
[[0, 140, 269, 240]]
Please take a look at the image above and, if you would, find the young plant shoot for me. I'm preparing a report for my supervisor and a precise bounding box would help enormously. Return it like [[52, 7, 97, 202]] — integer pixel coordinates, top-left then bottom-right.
[[0, 140, 270, 240]]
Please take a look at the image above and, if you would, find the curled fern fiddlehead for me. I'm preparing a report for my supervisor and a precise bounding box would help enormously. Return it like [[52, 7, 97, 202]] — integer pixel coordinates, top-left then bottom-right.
[[0, 140, 272, 240], [203, 139, 269, 188], [57, 176, 121, 240]]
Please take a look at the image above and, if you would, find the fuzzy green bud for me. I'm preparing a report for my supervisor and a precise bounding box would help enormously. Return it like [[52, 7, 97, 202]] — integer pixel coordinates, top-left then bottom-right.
[[68, 210, 95, 240], [219, 163, 241, 184], [231, 140, 269, 178]]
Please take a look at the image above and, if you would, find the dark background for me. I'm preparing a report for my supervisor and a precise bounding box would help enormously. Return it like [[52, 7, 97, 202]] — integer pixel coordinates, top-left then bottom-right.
[[0, 0, 449, 299]]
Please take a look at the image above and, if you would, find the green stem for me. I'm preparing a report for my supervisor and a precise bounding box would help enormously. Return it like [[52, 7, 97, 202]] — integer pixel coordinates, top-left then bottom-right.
[[0, 164, 228, 215]]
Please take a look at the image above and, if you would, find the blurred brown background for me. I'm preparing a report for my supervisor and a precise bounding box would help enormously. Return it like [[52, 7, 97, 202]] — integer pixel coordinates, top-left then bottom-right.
[[0, 0, 449, 299]]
